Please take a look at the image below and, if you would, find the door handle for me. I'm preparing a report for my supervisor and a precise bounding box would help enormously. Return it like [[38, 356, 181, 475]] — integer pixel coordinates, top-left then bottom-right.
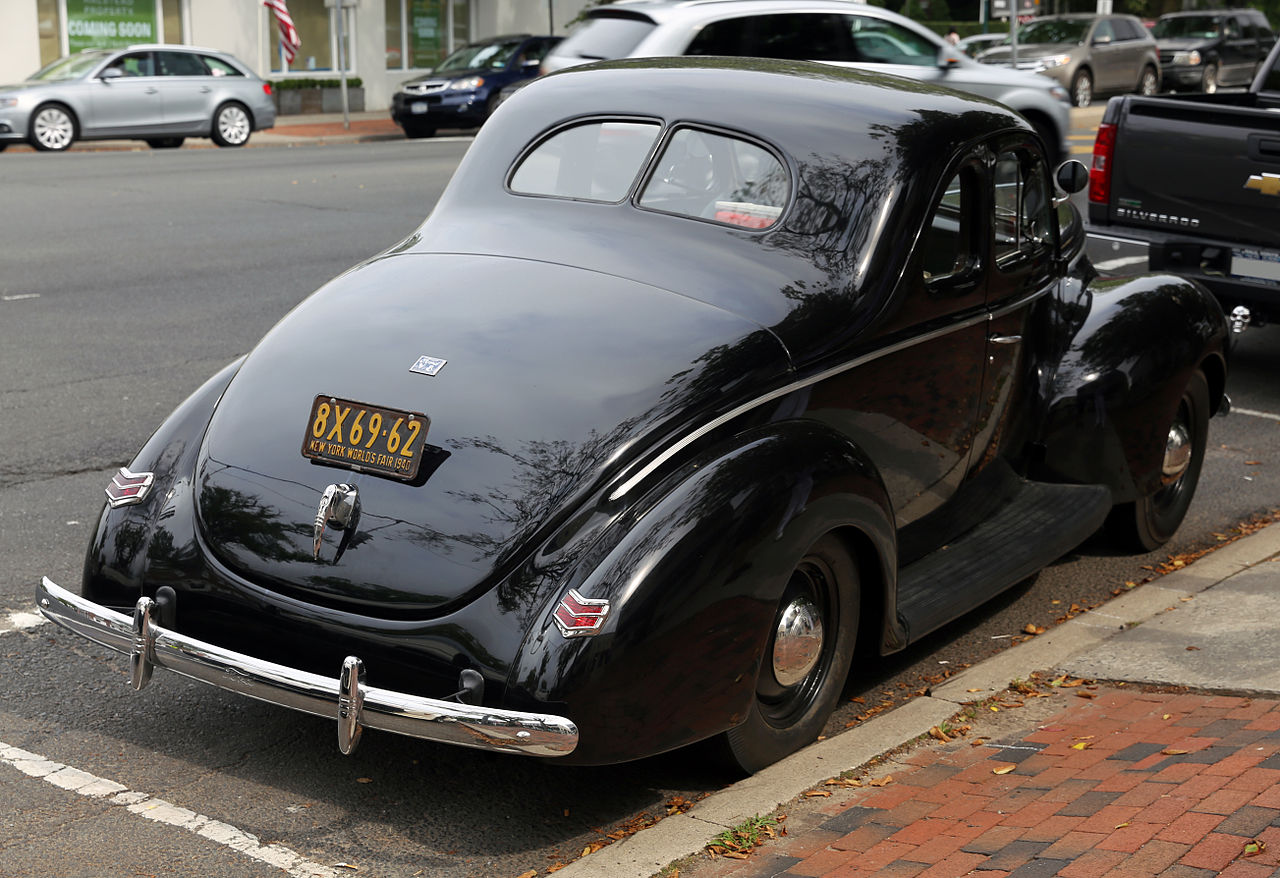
[[145, 87, 159, 94], [200, 86, 212, 93], [989, 335, 1022, 345]]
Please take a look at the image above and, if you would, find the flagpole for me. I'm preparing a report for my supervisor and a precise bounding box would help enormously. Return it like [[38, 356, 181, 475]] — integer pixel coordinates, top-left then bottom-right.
[[335, 0, 350, 130]]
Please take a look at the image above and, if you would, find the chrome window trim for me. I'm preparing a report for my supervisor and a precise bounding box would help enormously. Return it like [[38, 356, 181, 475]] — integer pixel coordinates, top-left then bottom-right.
[[608, 285, 1049, 501]]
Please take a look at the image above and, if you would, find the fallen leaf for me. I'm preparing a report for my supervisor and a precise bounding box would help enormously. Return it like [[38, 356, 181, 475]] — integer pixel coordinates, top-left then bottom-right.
[[355, 777, 373, 784], [992, 764, 1017, 775], [724, 851, 750, 860], [1162, 749, 1189, 756], [1186, 646, 1201, 651], [1244, 839, 1266, 856], [513, 872, 536, 878], [1163, 714, 1173, 720], [967, 688, 984, 693], [1072, 742, 1091, 750], [333, 866, 359, 873], [1076, 691, 1096, 699], [1023, 623, 1046, 635], [869, 776, 893, 787], [804, 790, 832, 798], [1245, 460, 1263, 466], [1115, 822, 1130, 829]]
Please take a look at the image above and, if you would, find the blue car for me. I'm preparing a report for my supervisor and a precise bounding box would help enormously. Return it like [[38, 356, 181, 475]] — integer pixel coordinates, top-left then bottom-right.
[[390, 34, 560, 138]]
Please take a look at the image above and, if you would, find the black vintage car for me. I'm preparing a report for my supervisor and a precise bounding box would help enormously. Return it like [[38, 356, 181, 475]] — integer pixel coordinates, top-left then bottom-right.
[[38, 59, 1228, 773]]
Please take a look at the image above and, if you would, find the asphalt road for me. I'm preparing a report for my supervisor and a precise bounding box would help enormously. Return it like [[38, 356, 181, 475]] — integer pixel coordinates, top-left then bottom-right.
[[2, 140, 1279, 878]]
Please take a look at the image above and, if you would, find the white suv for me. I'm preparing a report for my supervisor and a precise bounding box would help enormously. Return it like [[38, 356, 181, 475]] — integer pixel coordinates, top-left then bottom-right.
[[544, 0, 1071, 162]]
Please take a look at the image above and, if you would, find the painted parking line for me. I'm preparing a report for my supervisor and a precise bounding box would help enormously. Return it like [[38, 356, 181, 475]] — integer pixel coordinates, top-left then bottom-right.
[[0, 611, 46, 635], [0, 740, 340, 878], [1232, 407, 1280, 422], [1092, 255, 1148, 272]]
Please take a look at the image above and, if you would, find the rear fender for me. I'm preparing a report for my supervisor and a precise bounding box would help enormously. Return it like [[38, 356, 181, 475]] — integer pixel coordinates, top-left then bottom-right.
[[1037, 274, 1226, 502], [504, 420, 896, 765]]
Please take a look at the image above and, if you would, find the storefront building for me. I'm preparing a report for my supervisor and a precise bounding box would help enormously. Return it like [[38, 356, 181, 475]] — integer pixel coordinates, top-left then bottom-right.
[[2, 0, 592, 112]]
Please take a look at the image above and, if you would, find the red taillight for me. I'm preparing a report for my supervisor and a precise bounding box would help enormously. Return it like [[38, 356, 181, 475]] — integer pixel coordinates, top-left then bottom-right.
[[105, 467, 155, 508], [1089, 122, 1116, 206], [262, 82, 273, 96], [553, 589, 610, 637]]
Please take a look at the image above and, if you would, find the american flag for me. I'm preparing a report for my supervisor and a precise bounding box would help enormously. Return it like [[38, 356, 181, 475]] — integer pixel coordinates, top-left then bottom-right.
[[264, 0, 301, 66]]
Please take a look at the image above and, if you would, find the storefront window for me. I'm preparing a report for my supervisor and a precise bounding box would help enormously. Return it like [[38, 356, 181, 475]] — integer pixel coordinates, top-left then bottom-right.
[[386, 0, 469, 71], [266, 0, 353, 74], [37, 0, 62, 66], [65, 0, 158, 53], [161, 0, 185, 44]]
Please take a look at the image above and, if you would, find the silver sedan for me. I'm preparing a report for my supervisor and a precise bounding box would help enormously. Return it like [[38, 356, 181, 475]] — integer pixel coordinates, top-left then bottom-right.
[[0, 44, 277, 152]]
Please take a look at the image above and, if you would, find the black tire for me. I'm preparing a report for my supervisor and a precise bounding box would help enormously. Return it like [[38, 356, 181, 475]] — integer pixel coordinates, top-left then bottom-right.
[[1137, 65, 1158, 96], [1107, 371, 1209, 552], [211, 102, 251, 147], [29, 103, 77, 152], [401, 121, 436, 139], [146, 137, 185, 149], [0, 143, 7, 152], [1200, 62, 1219, 94], [1071, 69, 1093, 108], [721, 534, 859, 774]]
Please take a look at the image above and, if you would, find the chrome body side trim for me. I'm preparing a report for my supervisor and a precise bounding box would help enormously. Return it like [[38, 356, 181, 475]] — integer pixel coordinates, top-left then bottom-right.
[[609, 287, 1049, 501], [36, 577, 578, 758]]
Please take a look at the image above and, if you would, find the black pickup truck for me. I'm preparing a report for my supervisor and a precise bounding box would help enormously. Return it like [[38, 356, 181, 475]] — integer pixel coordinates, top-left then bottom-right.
[[1087, 38, 1280, 323]]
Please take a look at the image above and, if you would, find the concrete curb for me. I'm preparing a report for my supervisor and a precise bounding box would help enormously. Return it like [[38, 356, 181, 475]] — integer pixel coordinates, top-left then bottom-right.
[[550, 524, 1280, 878]]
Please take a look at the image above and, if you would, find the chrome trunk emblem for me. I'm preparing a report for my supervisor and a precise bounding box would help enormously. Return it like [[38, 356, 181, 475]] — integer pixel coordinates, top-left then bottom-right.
[[313, 483, 360, 562], [409, 355, 447, 376]]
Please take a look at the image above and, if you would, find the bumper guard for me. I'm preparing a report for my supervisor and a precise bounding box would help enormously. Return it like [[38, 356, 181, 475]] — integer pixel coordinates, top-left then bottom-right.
[[37, 577, 577, 758]]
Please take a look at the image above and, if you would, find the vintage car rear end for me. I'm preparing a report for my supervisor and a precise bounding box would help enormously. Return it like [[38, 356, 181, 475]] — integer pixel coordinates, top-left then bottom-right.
[[39, 59, 1228, 771]]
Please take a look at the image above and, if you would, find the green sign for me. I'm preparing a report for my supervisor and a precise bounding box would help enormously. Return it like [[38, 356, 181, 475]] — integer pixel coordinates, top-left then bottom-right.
[[410, 0, 442, 68], [67, 0, 158, 53]]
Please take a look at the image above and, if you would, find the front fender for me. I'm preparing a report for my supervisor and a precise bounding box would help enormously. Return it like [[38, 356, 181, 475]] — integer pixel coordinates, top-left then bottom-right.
[[504, 420, 896, 765], [1037, 273, 1226, 502]]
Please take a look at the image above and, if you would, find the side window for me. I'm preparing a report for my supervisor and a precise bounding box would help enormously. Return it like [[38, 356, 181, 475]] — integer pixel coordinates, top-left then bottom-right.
[[509, 121, 661, 202], [1226, 17, 1243, 39], [203, 56, 244, 77], [106, 52, 154, 77], [639, 128, 790, 229], [1092, 20, 1115, 43], [847, 15, 939, 65], [921, 167, 976, 283], [738, 14, 855, 62], [994, 152, 1053, 269], [158, 52, 208, 76], [686, 17, 749, 55]]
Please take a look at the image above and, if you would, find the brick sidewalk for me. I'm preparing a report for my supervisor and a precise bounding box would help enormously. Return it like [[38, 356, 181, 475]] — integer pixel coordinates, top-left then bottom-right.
[[676, 689, 1280, 878]]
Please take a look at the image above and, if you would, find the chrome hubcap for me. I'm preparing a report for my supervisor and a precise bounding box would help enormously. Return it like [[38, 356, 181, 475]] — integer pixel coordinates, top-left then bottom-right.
[[35, 109, 72, 149], [772, 594, 824, 687], [1162, 422, 1192, 484], [220, 108, 249, 144]]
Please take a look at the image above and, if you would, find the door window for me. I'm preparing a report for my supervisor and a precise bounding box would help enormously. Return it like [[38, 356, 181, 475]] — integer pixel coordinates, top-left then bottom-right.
[[920, 167, 976, 283], [847, 15, 938, 65], [509, 121, 661, 203], [105, 53, 155, 77], [687, 14, 855, 61], [157, 52, 207, 77], [994, 151, 1052, 271]]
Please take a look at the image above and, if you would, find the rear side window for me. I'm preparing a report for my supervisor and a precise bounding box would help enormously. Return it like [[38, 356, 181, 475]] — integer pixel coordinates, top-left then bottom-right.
[[203, 56, 245, 77], [510, 121, 661, 202], [848, 15, 938, 65], [158, 52, 207, 76], [639, 128, 789, 229], [687, 13, 855, 61], [555, 15, 655, 63]]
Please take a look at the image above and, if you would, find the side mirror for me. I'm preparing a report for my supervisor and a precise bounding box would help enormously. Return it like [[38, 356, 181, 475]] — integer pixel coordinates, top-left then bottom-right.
[[522, 57, 540, 68], [1055, 160, 1089, 195], [936, 45, 964, 69], [1092, 34, 1113, 45], [99, 67, 123, 81]]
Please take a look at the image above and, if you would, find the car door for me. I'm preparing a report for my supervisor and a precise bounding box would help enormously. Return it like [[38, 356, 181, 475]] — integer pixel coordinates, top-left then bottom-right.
[[1219, 16, 1250, 86], [156, 51, 215, 132], [970, 141, 1057, 482], [85, 51, 163, 136], [1088, 18, 1125, 92]]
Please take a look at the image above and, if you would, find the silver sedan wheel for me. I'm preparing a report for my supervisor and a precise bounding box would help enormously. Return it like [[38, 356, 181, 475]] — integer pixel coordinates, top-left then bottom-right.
[[213, 104, 250, 147], [31, 106, 75, 152]]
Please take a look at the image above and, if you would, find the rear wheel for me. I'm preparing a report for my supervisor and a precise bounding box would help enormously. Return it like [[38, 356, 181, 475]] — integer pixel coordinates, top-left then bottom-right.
[[211, 102, 251, 147], [1071, 70, 1093, 108], [721, 534, 859, 773], [1137, 65, 1158, 96], [1200, 62, 1219, 94], [1107, 371, 1209, 552], [29, 103, 76, 152], [146, 137, 185, 149]]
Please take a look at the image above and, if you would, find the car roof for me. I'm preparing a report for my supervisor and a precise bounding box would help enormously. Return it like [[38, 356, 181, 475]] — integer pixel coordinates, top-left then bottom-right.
[[587, 0, 885, 23]]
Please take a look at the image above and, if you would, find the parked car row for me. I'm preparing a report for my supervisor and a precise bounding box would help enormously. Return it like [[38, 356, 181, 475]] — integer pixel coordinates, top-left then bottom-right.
[[0, 44, 275, 152]]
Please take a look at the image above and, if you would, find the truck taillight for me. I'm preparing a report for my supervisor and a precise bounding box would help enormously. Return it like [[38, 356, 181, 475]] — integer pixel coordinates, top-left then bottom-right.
[[1089, 122, 1116, 206]]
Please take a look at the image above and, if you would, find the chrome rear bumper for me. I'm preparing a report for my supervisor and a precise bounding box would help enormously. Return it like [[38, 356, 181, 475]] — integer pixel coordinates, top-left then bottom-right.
[[37, 577, 578, 758]]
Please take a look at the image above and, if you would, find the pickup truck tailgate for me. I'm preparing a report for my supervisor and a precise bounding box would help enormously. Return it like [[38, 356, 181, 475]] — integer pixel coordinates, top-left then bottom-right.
[[1106, 98, 1280, 249]]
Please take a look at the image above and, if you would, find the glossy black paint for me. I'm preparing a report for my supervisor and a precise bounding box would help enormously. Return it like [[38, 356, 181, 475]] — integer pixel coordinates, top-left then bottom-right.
[[81, 59, 1228, 766]]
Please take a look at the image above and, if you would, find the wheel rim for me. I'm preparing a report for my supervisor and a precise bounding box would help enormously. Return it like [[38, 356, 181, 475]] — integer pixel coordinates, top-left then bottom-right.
[[756, 556, 836, 728], [1141, 70, 1157, 95], [1150, 398, 1195, 515], [34, 108, 72, 150], [1203, 66, 1218, 93], [1074, 75, 1091, 108], [218, 106, 249, 145]]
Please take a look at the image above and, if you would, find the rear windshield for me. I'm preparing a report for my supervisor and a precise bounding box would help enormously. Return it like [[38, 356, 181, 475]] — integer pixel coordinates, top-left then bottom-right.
[[510, 120, 662, 202], [1153, 16, 1220, 39], [555, 15, 656, 62]]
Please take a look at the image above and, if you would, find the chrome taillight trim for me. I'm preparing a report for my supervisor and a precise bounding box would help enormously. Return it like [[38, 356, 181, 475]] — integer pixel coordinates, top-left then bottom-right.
[[36, 577, 578, 758], [105, 467, 154, 508], [553, 588, 610, 638]]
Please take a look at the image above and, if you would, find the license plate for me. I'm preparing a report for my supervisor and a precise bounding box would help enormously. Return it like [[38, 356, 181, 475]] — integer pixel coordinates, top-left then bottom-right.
[[411, 102, 428, 114], [301, 396, 429, 482], [1231, 247, 1280, 284]]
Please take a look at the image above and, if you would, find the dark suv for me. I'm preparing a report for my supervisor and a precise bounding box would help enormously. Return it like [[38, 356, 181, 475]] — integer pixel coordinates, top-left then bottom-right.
[[1153, 9, 1275, 93]]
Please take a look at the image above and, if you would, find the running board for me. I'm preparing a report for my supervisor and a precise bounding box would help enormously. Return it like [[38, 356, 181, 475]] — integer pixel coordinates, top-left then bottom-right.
[[895, 480, 1110, 644]]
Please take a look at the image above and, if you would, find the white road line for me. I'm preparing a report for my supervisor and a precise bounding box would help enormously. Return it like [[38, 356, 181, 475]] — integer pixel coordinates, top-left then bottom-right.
[[1092, 255, 1148, 271], [0, 741, 339, 878], [2, 293, 41, 301], [0, 611, 47, 635], [1233, 407, 1280, 422]]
